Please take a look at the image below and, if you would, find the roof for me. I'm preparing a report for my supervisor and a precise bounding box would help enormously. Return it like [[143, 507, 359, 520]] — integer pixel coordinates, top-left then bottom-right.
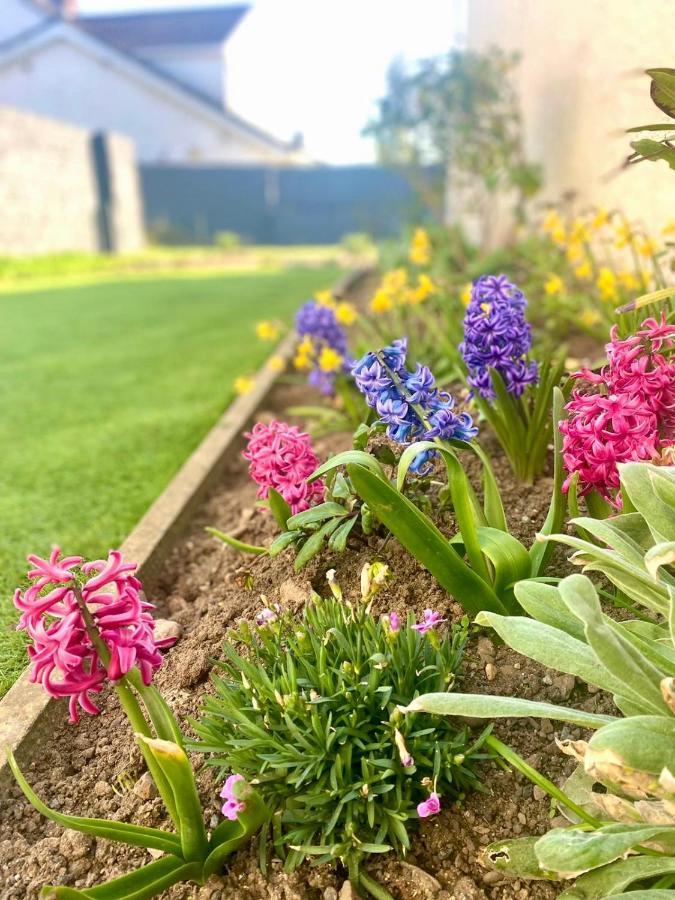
[[78, 5, 249, 51], [0, 18, 297, 158]]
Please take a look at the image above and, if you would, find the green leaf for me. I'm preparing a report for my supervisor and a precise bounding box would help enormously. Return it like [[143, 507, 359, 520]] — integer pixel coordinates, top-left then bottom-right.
[[7, 751, 183, 857], [205, 528, 266, 555], [529, 386, 566, 576], [268, 488, 292, 530], [328, 515, 358, 552], [474, 609, 628, 697], [137, 737, 208, 862], [476, 527, 530, 602], [626, 122, 675, 133], [294, 518, 340, 571], [535, 824, 675, 878], [40, 857, 203, 899], [269, 530, 301, 557], [558, 575, 669, 715], [310, 450, 386, 482], [647, 68, 675, 118], [586, 716, 675, 776], [286, 502, 348, 530], [346, 464, 506, 616], [203, 785, 269, 879], [558, 856, 675, 900], [514, 580, 586, 641], [401, 693, 615, 729], [483, 835, 554, 879], [630, 138, 675, 170], [619, 464, 675, 542]]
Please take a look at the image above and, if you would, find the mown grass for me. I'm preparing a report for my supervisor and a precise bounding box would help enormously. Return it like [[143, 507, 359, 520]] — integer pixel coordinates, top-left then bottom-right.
[[0, 264, 339, 696]]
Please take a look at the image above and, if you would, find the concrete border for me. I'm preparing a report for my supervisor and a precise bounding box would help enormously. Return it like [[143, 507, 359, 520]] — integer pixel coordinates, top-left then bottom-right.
[[0, 267, 371, 780]]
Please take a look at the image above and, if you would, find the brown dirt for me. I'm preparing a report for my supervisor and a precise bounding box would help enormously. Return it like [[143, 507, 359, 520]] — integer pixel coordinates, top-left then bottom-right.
[[0, 288, 611, 899]]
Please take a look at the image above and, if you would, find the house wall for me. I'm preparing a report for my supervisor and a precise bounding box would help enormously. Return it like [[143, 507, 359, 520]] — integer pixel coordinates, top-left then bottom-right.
[[0, 34, 290, 164], [0, 0, 45, 45], [466, 0, 675, 239], [133, 43, 227, 108], [0, 105, 145, 255]]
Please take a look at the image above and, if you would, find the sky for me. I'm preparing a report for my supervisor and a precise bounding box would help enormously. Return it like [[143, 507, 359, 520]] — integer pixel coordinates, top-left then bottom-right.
[[76, 0, 467, 163]]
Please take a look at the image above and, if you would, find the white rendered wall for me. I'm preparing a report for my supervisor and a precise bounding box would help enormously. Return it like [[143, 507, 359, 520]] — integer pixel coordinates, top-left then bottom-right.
[[133, 44, 226, 108], [466, 0, 675, 240]]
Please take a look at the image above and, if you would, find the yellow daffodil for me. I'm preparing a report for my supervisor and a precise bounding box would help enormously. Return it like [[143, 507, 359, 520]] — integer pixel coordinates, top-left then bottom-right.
[[596, 267, 618, 302], [618, 271, 640, 292], [541, 209, 563, 234], [335, 301, 357, 325], [566, 241, 584, 264], [636, 236, 658, 258], [407, 273, 437, 305], [318, 346, 343, 373], [580, 309, 601, 328], [544, 274, 564, 296], [591, 208, 609, 230], [255, 320, 279, 341], [570, 218, 590, 244], [661, 220, 675, 236], [409, 227, 432, 266], [574, 260, 592, 280], [234, 376, 255, 395], [460, 283, 473, 306], [314, 289, 336, 308], [267, 355, 285, 373], [550, 224, 567, 246], [294, 335, 314, 370], [614, 223, 633, 249], [370, 289, 394, 314]]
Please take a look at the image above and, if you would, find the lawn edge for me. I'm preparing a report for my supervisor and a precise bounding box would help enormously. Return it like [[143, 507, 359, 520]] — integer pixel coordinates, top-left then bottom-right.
[[0, 267, 371, 784]]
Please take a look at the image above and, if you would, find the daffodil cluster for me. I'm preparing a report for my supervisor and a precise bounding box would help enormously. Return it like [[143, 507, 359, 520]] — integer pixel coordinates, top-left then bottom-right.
[[294, 296, 353, 395], [409, 226, 432, 266], [370, 268, 437, 314]]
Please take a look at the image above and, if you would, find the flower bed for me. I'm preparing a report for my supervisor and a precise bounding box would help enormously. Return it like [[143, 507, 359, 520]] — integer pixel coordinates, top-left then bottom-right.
[[1, 248, 673, 900]]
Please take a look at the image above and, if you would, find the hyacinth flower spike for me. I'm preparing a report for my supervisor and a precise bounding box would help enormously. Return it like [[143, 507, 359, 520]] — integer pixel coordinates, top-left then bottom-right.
[[459, 274, 567, 484], [9, 548, 269, 899]]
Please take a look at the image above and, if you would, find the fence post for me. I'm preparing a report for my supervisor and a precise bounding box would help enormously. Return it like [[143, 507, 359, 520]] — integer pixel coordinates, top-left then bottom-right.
[[90, 131, 114, 252]]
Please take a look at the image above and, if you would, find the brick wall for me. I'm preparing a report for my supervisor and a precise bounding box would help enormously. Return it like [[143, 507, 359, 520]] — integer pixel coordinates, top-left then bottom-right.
[[0, 105, 145, 255]]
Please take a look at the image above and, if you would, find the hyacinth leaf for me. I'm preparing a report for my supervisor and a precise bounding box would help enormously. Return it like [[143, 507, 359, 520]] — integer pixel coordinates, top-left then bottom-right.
[[345, 463, 507, 616], [138, 737, 208, 862], [401, 693, 615, 728], [202, 785, 270, 879], [40, 857, 203, 899], [124, 672, 184, 747], [205, 527, 266, 555], [619, 463, 675, 543], [476, 527, 530, 604], [444, 451, 491, 583], [558, 575, 669, 716], [586, 716, 675, 776], [294, 518, 341, 571], [8, 751, 183, 856], [514, 580, 585, 641], [482, 835, 554, 879], [328, 515, 358, 552], [529, 385, 566, 576], [268, 530, 301, 556], [474, 609, 627, 697], [465, 439, 508, 531], [534, 825, 675, 878], [647, 68, 675, 118], [563, 856, 668, 899], [268, 488, 292, 530], [286, 502, 349, 530], [309, 450, 386, 483]]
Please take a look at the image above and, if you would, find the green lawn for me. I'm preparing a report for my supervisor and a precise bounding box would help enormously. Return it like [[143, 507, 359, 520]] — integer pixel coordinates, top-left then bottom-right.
[[0, 265, 339, 695]]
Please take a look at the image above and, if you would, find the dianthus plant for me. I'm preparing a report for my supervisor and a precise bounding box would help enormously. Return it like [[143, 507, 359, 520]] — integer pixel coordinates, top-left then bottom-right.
[[9, 548, 268, 900], [459, 274, 566, 484], [190, 566, 488, 899]]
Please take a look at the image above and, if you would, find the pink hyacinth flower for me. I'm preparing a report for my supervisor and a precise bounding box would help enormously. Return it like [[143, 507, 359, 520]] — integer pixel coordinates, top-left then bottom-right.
[[560, 315, 675, 505], [412, 609, 446, 634], [243, 420, 325, 515], [417, 792, 441, 818], [14, 547, 176, 723], [220, 773, 246, 820]]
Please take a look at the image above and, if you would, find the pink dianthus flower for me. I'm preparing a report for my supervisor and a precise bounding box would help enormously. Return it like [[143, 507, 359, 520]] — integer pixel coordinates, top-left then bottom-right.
[[560, 315, 675, 505], [14, 548, 176, 723], [243, 420, 325, 514]]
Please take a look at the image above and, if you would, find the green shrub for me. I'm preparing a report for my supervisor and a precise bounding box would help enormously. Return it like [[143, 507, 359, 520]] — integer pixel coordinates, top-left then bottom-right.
[[214, 230, 243, 251], [191, 567, 488, 898]]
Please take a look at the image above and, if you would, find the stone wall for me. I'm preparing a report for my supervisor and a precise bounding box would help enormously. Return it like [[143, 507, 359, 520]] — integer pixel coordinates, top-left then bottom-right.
[[0, 105, 145, 255], [466, 0, 675, 242]]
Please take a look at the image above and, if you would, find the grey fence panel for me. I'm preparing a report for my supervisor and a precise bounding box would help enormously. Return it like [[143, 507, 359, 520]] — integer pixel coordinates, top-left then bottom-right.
[[140, 164, 436, 244]]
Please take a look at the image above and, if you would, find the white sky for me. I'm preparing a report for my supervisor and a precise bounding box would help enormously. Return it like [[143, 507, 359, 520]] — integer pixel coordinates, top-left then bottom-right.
[[76, 0, 467, 163]]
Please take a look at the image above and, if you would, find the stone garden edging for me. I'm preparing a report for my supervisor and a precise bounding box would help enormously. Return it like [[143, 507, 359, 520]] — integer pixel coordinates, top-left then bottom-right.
[[0, 267, 370, 784]]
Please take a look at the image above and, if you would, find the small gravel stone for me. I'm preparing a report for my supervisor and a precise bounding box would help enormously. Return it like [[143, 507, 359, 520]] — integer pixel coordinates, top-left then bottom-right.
[[133, 772, 158, 801], [485, 663, 497, 682]]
